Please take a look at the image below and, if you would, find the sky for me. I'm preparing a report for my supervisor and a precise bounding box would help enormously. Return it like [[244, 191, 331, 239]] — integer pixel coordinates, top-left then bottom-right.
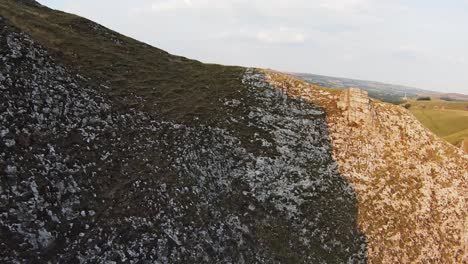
[[37, 0, 468, 94]]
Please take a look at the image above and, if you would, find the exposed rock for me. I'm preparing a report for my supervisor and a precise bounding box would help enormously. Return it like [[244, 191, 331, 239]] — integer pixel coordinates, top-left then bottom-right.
[[461, 138, 468, 154], [264, 70, 468, 264], [0, 20, 366, 263], [1, 4, 467, 264], [337, 88, 375, 125]]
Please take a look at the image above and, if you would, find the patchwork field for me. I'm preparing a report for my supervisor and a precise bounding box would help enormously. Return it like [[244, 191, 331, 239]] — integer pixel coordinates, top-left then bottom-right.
[[405, 100, 468, 146]]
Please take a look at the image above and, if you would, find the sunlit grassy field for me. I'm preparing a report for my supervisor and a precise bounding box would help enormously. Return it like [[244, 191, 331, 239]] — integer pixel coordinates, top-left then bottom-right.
[[406, 100, 468, 146]]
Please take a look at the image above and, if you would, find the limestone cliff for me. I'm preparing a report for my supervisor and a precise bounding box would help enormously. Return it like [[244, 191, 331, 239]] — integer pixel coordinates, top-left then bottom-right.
[[265, 70, 468, 263]]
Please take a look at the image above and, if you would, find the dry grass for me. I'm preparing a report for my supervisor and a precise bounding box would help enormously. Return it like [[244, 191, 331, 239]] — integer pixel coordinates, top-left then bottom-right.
[[405, 100, 468, 146], [0, 0, 246, 125]]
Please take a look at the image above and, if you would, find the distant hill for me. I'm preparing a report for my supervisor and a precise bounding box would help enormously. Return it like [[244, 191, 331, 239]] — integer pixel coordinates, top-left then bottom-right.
[[291, 72, 467, 104], [416, 92, 468, 102]]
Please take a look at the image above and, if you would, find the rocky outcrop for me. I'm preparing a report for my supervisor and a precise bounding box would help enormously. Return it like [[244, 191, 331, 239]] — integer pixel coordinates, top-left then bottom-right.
[[264, 70, 468, 264], [337, 88, 375, 125], [461, 138, 468, 154]]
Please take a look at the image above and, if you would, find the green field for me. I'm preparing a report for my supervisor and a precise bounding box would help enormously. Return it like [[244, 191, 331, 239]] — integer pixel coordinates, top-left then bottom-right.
[[405, 100, 468, 146]]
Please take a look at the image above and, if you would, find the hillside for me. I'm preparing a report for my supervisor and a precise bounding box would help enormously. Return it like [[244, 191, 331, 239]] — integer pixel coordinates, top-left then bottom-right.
[[0, 0, 246, 125], [291, 72, 448, 104], [1, 1, 467, 263], [405, 100, 468, 147]]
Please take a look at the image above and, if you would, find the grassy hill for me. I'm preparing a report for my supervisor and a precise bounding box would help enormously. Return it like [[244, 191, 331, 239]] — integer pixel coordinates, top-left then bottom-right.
[[405, 100, 468, 146], [0, 0, 245, 124], [1, 1, 367, 262], [0, 0, 269, 154]]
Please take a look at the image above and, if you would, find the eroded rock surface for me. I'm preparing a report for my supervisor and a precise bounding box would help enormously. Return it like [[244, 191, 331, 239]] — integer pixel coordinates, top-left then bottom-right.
[[264, 70, 468, 264], [337, 88, 375, 125], [461, 138, 468, 154], [1, 20, 366, 263], [1, 5, 466, 263]]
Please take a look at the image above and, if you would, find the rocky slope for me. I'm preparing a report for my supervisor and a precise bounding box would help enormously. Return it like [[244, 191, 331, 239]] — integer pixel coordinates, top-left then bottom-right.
[[1, 1, 467, 263], [1, 16, 366, 263], [265, 71, 467, 263]]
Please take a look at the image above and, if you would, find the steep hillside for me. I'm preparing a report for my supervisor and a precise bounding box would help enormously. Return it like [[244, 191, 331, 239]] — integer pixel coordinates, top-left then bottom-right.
[[0, 18, 366, 263], [0, 0, 246, 123], [264, 71, 467, 263], [1, 1, 467, 263]]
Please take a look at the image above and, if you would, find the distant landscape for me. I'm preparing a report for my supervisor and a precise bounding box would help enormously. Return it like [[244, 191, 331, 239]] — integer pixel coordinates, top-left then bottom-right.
[[292, 72, 468, 104]]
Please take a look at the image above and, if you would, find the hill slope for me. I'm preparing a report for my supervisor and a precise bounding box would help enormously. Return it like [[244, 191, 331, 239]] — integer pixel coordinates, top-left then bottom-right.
[[1, 1, 467, 263], [264, 71, 467, 262], [405, 100, 468, 147]]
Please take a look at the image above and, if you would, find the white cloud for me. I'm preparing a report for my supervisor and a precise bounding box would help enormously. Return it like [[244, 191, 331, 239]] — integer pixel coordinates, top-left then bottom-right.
[[148, 0, 375, 13], [318, 0, 371, 11], [256, 27, 305, 44], [151, 0, 192, 11], [150, 0, 237, 11]]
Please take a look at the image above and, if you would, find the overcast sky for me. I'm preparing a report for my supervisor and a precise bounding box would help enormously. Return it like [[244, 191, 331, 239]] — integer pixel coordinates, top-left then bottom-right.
[[37, 0, 468, 94]]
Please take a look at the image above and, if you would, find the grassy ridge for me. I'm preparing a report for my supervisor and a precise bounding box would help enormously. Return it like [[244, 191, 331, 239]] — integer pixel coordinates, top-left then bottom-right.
[[406, 100, 468, 146], [0, 0, 288, 154], [0, 0, 246, 125]]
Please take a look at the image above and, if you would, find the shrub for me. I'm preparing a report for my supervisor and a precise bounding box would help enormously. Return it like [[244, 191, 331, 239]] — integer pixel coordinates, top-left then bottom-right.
[[416, 97, 431, 101]]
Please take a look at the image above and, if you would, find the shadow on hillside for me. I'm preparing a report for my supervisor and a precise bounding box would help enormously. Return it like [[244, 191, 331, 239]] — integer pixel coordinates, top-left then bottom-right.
[[0, 10, 367, 262], [228, 71, 369, 263]]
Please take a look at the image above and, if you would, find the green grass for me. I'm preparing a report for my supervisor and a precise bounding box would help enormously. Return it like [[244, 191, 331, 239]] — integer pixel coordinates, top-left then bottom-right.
[[0, 0, 286, 155], [0, 0, 246, 125], [443, 128, 468, 146], [406, 100, 468, 146]]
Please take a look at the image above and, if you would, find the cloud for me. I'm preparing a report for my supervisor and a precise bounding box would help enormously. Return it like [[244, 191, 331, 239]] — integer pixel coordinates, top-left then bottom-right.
[[151, 0, 192, 11], [318, 0, 371, 11], [148, 0, 376, 13], [395, 45, 467, 65], [150, 0, 237, 11], [256, 27, 305, 44], [394, 45, 422, 60]]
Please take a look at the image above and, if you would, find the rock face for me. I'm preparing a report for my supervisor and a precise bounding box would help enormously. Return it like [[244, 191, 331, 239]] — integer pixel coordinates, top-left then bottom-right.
[[337, 88, 375, 125], [461, 138, 468, 154], [265, 70, 467, 264]]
